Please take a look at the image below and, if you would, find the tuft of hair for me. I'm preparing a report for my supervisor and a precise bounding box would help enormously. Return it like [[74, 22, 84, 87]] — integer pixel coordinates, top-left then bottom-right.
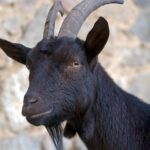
[[46, 125, 63, 150]]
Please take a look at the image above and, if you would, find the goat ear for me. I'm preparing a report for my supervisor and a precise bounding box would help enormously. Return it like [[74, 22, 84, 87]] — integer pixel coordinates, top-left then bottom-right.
[[85, 17, 109, 62], [0, 39, 30, 64]]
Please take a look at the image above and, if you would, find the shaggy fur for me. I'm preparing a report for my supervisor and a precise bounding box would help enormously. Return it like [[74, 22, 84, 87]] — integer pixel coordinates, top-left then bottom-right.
[[0, 17, 150, 150]]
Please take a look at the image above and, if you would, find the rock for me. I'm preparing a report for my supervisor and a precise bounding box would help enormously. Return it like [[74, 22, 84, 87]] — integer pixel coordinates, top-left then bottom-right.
[[126, 72, 150, 104], [20, 0, 36, 10], [74, 136, 87, 150], [3, 16, 22, 36], [42, 134, 57, 150], [63, 137, 74, 150], [0, 67, 30, 132], [0, 0, 150, 149], [118, 47, 150, 67], [19, 0, 41, 11], [0, 51, 11, 69], [0, 134, 41, 150], [42, 134, 74, 150], [132, 11, 150, 42], [21, 4, 49, 47], [134, 0, 150, 8], [0, 0, 16, 4], [0, 26, 9, 39], [0, 111, 7, 132]]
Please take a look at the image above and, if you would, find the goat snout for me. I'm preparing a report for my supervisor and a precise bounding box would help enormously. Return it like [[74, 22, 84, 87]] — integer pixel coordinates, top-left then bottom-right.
[[22, 94, 41, 116], [23, 94, 40, 106]]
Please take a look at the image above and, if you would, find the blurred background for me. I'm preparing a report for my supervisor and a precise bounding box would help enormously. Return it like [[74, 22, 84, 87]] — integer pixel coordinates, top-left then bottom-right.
[[0, 0, 150, 149]]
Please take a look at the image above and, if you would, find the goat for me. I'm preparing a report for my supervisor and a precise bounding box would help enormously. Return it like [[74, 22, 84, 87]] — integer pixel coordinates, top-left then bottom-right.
[[1, 0, 150, 150]]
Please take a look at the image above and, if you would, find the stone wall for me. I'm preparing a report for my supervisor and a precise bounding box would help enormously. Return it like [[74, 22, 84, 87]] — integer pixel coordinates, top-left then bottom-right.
[[0, 0, 150, 149]]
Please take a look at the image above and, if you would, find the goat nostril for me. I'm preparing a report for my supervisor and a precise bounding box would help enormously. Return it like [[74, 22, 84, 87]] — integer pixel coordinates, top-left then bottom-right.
[[24, 94, 40, 106], [29, 98, 38, 104]]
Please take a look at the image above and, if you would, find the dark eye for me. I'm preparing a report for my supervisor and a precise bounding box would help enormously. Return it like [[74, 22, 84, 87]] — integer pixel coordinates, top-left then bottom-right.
[[72, 61, 80, 67]]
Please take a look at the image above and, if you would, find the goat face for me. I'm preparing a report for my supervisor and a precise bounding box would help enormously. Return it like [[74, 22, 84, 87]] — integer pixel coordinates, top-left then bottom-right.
[[0, 17, 109, 127], [23, 38, 96, 126]]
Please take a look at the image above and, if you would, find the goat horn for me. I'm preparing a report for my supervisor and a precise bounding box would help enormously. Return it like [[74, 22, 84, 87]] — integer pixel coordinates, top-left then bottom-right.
[[58, 0, 124, 39], [43, 0, 64, 39]]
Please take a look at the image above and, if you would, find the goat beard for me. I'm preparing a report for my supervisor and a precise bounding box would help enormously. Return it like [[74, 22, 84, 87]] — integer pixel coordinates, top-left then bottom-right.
[[46, 125, 63, 150]]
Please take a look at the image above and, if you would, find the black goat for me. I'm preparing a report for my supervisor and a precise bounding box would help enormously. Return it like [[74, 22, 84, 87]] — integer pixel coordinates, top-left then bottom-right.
[[1, 0, 150, 150]]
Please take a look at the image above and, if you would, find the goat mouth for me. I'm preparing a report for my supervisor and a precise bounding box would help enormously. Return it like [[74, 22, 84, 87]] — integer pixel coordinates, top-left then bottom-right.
[[29, 109, 53, 119]]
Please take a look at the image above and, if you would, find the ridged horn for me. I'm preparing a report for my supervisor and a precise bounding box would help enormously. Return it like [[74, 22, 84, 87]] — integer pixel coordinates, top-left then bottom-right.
[[43, 0, 64, 39], [58, 0, 124, 39]]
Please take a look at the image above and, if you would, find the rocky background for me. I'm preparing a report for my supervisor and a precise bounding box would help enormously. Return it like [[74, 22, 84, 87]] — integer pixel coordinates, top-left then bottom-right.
[[0, 0, 150, 149]]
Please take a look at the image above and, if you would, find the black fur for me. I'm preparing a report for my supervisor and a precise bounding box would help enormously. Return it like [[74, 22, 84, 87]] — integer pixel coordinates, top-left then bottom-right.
[[0, 17, 150, 150]]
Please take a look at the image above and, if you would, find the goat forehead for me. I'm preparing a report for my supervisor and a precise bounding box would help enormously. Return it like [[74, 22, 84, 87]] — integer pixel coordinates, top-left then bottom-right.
[[30, 39, 85, 62]]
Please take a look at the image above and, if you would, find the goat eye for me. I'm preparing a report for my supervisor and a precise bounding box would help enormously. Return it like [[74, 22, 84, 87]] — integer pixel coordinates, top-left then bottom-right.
[[73, 62, 80, 67]]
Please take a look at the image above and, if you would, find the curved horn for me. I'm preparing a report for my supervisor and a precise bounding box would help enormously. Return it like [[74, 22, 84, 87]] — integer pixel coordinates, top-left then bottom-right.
[[58, 0, 124, 39], [43, 0, 64, 39]]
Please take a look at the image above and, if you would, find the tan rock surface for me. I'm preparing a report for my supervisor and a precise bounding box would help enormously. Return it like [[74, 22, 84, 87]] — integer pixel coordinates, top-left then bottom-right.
[[0, 0, 150, 149]]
